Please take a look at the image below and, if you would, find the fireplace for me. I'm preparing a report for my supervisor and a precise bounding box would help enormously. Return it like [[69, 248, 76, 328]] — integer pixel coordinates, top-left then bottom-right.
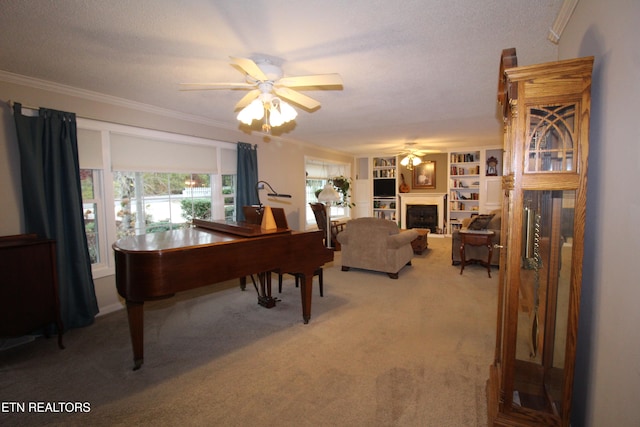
[[399, 193, 446, 234], [406, 205, 438, 232]]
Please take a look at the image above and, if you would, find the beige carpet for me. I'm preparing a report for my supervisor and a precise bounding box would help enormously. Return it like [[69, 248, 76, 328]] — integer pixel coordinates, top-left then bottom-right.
[[0, 236, 497, 426]]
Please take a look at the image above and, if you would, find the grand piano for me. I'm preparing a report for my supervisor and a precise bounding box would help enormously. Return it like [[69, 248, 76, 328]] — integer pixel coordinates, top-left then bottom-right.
[[113, 219, 333, 370]]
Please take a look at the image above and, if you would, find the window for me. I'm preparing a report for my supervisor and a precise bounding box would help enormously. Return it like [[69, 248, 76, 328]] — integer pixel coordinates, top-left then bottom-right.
[[222, 174, 236, 221], [77, 128, 108, 272], [113, 172, 214, 237], [75, 118, 237, 277], [305, 158, 351, 227], [80, 169, 102, 264]]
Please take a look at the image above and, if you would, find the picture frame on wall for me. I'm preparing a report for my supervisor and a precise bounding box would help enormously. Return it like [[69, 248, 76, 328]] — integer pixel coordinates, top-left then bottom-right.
[[413, 160, 436, 189]]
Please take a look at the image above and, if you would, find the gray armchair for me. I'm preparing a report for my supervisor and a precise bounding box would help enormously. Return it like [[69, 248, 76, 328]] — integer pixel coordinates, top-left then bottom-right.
[[336, 217, 418, 279]]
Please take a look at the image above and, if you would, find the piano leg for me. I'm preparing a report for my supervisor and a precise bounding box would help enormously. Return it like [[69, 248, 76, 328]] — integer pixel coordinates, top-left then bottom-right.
[[126, 300, 145, 370], [300, 271, 313, 324]]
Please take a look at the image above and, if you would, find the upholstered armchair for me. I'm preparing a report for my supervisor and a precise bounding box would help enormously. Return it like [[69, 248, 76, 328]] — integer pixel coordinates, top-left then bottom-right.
[[336, 217, 418, 279], [451, 209, 502, 266]]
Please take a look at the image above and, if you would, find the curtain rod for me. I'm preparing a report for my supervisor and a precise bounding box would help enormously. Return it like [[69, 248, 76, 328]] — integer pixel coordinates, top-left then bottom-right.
[[7, 99, 246, 148], [6, 99, 243, 147], [7, 99, 40, 111]]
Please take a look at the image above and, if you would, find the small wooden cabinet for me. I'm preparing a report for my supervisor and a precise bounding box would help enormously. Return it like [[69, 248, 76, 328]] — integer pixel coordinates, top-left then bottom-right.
[[0, 234, 64, 348], [487, 49, 593, 426]]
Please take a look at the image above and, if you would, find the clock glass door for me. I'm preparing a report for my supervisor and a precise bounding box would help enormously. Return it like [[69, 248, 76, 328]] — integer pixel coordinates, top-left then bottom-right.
[[513, 189, 575, 417]]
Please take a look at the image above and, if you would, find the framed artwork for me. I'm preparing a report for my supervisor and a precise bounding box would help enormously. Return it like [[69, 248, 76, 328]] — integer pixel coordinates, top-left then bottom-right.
[[413, 160, 436, 189]]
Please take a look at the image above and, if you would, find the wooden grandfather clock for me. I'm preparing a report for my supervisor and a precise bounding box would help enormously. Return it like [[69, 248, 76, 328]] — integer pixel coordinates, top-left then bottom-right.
[[487, 49, 593, 426]]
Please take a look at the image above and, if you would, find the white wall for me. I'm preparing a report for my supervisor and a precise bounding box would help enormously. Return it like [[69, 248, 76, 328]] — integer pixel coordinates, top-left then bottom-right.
[[559, 1, 640, 425]]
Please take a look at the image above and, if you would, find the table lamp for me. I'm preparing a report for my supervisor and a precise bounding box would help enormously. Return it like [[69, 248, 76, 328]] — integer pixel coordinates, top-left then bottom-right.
[[317, 182, 342, 248]]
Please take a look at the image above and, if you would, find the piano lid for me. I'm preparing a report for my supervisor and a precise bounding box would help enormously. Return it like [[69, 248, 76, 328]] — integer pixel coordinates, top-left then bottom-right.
[[192, 219, 291, 237]]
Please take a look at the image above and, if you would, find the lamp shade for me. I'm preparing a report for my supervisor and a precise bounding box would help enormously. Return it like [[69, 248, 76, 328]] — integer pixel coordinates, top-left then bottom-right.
[[237, 99, 264, 125], [269, 107, 284, 127], [261, 205, 277, 230], [279, 100, 298, 122], [317, 183, 341, 203]]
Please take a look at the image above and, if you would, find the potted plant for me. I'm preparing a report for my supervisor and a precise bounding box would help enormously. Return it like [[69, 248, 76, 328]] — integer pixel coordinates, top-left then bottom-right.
[[331, 175, 355, 208]]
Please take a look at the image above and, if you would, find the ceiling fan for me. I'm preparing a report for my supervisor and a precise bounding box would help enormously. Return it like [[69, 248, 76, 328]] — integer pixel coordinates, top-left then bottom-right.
[[180, 57, 343, 132], [397, 143, 430, 170]]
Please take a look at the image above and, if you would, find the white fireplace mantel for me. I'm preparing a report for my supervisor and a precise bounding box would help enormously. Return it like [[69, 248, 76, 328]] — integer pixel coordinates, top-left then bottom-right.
[[399, 193, 447, 232]]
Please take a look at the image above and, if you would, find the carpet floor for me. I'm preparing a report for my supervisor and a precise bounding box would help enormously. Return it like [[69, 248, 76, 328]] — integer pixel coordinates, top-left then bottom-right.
[[0, 236, 498, 426]]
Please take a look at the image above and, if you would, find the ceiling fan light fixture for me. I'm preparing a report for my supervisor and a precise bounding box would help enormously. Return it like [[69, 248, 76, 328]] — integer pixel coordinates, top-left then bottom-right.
[[400, 153, 422, 170], [237, 96, 297, 130]]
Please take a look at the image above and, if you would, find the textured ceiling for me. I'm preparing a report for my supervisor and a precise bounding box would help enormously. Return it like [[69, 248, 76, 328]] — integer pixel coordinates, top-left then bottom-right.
[[0, 0, 563, 155]]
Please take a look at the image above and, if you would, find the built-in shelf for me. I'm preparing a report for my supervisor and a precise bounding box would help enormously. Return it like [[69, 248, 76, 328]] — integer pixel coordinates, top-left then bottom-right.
[[447, 148, 503, 233], [372, 156, 398, 221]]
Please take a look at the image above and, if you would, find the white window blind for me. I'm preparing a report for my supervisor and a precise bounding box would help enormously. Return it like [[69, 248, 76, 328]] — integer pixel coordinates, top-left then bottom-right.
[[77, 128, 103, 169], [110, 133, 218, 174], [305, 159, 347, 179], [220, 148, 237, 174]]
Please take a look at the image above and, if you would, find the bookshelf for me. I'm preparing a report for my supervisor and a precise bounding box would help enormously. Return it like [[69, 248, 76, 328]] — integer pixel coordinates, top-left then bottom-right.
[[372, 156, 397, 221], [448, 151, 481, 232], [447, 148, 503, 233]]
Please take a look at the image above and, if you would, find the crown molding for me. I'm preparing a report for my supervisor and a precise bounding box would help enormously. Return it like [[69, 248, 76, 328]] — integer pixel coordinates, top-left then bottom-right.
[[0, 69, 355, 157], [0, 69, 236, 130], [548, 0, 579, 44]]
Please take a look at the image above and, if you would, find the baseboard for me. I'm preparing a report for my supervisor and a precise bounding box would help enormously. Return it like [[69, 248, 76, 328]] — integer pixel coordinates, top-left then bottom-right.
[[97, 302, 125, 317]]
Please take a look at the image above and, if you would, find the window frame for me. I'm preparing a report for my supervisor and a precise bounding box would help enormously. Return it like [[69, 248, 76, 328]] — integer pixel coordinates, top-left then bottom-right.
[[80, 168, 109, 273], [76, 118, 236, 279], [304, 156, 351, 228]]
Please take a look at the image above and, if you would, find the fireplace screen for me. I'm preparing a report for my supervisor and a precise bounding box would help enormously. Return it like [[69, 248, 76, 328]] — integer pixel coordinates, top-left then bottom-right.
[[406, 205, 437, 232]]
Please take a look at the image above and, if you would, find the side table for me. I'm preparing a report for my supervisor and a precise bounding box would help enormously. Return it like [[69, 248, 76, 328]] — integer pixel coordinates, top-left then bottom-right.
[[401, 228, 430, 254], [410, 228, 429, 254], [459, 229, 495, 278]]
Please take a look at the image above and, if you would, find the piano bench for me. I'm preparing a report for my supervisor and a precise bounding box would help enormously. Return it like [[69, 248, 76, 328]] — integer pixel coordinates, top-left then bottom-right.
[[278, 268, 324, 297]]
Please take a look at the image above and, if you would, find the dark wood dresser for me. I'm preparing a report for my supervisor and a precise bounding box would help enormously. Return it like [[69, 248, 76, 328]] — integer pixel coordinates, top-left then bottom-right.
[[0, 234, 64, 348]]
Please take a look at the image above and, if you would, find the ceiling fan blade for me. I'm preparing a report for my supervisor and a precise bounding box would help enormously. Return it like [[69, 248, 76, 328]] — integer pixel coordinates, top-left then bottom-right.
[[274, 87, 321, 110], [179, 82, 254, 91], [234, 89, 261, 109], [230, 56, 268, 81], [278, 73, 343, 88]]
